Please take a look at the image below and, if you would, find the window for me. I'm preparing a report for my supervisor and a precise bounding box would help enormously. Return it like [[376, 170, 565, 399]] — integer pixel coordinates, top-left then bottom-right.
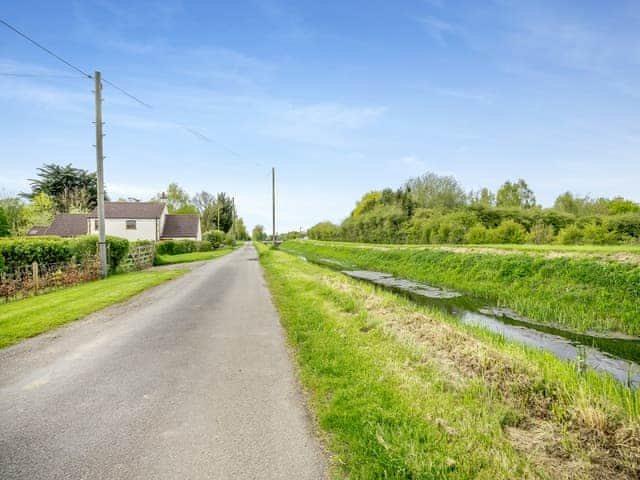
[[126, 219, 137, 230]]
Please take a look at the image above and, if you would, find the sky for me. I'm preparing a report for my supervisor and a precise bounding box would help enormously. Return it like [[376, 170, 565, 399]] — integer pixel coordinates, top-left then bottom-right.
[[1, 0, 639, 232]]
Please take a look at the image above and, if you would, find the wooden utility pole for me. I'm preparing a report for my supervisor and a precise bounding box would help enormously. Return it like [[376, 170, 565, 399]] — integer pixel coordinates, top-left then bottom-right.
[[94, 71, 107, 278], [217, 202, 220, 231], [272, 167, 276, 246], [232, 197, 236, 241]]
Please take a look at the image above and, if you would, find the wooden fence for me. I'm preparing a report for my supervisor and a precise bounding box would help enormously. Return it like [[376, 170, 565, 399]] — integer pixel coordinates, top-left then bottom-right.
[[0, 257, 101, 302]]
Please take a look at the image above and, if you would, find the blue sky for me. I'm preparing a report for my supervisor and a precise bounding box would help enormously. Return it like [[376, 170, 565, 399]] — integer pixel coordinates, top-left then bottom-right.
[[1, 1, 639, 232]]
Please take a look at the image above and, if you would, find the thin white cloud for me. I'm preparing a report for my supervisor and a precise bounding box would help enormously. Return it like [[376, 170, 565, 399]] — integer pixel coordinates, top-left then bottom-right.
[[417, 15, 461, 45], [431, 87, 494, 104]]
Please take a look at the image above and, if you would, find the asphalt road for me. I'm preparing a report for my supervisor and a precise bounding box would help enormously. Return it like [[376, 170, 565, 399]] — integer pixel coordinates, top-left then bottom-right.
[[0, 244, 327, 479]]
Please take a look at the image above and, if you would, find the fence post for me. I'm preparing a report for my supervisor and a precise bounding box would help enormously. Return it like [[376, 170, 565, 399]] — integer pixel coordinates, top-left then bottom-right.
[[32, 261, 39, 294]]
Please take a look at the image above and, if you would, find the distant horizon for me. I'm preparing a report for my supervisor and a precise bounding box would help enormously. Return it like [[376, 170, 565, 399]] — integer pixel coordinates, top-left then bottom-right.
[[2, 1, 639, 231]]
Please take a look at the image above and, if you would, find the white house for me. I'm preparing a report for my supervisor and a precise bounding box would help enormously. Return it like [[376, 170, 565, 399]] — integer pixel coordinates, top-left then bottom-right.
[[29, 202, 201, 241]]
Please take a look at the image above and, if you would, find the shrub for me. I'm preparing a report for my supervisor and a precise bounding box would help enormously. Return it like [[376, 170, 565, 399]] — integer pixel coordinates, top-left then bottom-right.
[[581, 223, 617, 245], [0, 238, 73, 271], [224, 232, 236, 246], [527, 222, 555, 244], [465, 224, 490, 244], [490, 220, 526, 244], [203, 230, 226, 248], [106, 236, 129, 271], [198, 240, 213, 252], [557, 225, 583, 245]]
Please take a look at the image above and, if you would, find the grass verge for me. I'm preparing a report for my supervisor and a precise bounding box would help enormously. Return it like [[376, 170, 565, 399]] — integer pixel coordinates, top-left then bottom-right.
[[0, 269, 185, 348], [154, 247, 235, 265], [282, 240, 640, 336], [257, 243, 639, 479]]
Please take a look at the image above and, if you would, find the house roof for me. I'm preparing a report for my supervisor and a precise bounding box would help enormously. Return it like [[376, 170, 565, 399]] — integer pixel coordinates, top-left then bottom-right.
[[26, 225, 49, 236], [161, 214, 200, 239], [88, 202, 166, 219], [45, 214, 88, 237]]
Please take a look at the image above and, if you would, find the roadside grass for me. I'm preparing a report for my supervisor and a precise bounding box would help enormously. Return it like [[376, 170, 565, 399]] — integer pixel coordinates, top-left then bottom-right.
[[154, 247, 235, 265], [318, 240, 640, 256], [282, 240, 640, 336], [257, 244, 640, 479], [0, 269, 186, 348]]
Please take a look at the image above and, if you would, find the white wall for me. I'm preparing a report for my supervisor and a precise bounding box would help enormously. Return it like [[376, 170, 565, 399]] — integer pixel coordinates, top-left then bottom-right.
[[88, 218, 159, 242]]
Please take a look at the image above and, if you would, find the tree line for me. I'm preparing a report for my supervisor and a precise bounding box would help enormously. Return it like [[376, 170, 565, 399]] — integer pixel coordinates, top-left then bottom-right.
[[308, 173, 640, 245]]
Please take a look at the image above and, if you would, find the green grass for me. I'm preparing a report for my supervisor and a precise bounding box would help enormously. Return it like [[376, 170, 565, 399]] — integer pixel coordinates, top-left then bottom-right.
[[0, 269, 185, 348], [257, 243, 640, 479], [154, 247, 235, 265], [282, 240, 640, 336]]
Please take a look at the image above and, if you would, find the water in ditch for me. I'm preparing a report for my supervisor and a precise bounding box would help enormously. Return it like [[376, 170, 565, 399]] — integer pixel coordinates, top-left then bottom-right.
[[300, 255, 640, 388]]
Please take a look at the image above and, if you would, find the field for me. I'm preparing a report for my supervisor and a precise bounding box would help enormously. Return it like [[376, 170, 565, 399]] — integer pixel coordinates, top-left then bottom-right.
[[154, 247, 235, 265], [257, 243, 640, 479], [281, 240, 640, 336], [0, 269, 185, 348]]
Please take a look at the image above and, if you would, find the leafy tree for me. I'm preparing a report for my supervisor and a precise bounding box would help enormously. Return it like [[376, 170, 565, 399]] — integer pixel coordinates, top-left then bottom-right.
[[496, 179, 536, 209], [0, 206, 10, 237], [174, 204, 199, 214], [23, 192, 55, 228], [0, 197, 27, 235], [252, 224, 266, 241], [308, 221, 340, 240], [468, 188, 495, 207], [202, 193, 235, 233], [23, 163, 101, 213], [352, 191, 382, 218], [607, 197, 640, 215], [232, 217, 249, 240], [404, 172, 466, 210], [152, 183, 195, 213]]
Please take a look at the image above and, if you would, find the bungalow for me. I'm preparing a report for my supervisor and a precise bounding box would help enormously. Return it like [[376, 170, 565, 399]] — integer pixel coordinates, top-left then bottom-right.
[[29, 202, 201, 242]]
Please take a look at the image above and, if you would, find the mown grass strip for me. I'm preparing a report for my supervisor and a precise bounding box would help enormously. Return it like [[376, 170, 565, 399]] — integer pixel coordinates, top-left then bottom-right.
[[154, 247, 235, 265], [0, 269, 185, 348], [283, 240, 640, 336], [257, 243, 640, 479]]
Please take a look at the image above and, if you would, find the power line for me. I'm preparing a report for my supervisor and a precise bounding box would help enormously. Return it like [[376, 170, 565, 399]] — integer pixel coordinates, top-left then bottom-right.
[[102, 77, 152, 109], [0, 18, 92, 79], [0, 71, 83, 79], [0, 17, 255, 163]]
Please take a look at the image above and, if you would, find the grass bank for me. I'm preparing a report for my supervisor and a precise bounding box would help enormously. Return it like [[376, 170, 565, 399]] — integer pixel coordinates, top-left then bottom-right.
[[257, 243, 640, 479], [154, 247, 235, 265], [282, 240, 640, 336], [0, 269, 185, 348]]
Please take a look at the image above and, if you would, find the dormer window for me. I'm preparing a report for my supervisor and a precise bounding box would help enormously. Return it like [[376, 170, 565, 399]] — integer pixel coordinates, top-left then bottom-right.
[[126, 219, 137, 230]]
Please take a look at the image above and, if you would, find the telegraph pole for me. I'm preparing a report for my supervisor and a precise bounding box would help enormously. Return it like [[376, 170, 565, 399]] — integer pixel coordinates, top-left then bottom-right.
[[272, 167, 276, 246], [232, 196, 236, 241], [94, 71, 107, 278]]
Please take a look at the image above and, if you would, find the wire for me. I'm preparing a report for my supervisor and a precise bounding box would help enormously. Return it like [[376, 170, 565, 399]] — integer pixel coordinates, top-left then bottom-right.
[[102, 77, 153, 109], [0, 71, 83, 79], [0, 17, 255, 164], [0, 18, 92, 78]]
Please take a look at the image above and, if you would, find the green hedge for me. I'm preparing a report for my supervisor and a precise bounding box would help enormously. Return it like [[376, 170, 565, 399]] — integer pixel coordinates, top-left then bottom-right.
[[156, 239, 213, 255], [203, 230, 226, 248], [0, 235, 129, 273]]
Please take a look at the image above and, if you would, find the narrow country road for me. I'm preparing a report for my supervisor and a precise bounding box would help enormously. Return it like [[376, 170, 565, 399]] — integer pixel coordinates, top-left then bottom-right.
[[0, 244, 326, 479]]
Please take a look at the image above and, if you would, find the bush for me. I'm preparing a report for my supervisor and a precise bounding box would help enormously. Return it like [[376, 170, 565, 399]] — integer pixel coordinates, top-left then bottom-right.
[[224, 232, 236, 246], [0, 238, 73, 271], [198, 240, 213, 252], [465, 224, 490, 244], [69, 235, 129, 272], [156, 240, 199, 255], [581, 223, 617, 245], [557, 225, 583, 245], [527, 222, 555, 244], [203, 230, 226, 248], [490, 220, 526, 244], [106, 236, 129, 271]]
